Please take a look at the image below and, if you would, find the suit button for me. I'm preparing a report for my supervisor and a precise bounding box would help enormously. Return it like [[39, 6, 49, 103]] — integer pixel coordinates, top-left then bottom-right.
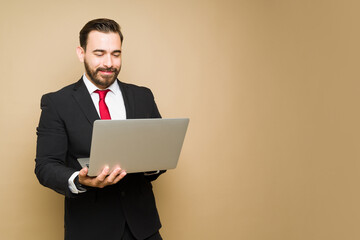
[[121, 191, 125, 197]]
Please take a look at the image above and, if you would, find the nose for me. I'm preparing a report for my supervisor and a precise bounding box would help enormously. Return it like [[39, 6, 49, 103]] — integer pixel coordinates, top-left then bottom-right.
[[103, 54, 113, 68]]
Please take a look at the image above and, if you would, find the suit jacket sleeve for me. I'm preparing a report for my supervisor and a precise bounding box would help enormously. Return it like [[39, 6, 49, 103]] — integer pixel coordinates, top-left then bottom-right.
[[35, 93, 76, 197], [143, 88, 167, 181], [148, 89, 161, 119]]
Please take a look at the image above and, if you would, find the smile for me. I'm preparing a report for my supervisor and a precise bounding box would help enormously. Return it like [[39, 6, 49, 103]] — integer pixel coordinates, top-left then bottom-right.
[[99, 70, 114, 75]]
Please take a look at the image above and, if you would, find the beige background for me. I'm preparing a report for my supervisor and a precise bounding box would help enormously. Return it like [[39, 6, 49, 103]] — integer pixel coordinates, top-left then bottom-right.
[[1, 0, 360, 239]]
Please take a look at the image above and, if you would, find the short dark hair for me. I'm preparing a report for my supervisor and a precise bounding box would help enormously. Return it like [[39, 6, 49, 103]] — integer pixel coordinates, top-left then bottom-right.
[[79, 18, 124, 50]]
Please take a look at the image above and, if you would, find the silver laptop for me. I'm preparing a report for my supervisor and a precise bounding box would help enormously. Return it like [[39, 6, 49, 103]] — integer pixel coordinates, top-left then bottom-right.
[[78, 118, 189, 176]]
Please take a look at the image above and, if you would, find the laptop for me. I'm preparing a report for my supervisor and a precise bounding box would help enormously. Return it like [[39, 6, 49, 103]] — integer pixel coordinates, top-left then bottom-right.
[[78, 118, 189, 176]]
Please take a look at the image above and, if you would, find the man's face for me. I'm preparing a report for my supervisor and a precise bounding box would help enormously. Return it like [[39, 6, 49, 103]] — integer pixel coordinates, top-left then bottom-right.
[[77, 31, 122, 89]]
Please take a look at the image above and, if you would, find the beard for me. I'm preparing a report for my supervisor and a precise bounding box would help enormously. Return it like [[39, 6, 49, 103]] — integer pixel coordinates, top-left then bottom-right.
[[84, 60, 121, 89]]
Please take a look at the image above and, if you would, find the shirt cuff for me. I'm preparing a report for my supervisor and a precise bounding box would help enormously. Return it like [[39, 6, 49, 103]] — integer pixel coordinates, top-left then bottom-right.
[[68, 171, 87, 194]]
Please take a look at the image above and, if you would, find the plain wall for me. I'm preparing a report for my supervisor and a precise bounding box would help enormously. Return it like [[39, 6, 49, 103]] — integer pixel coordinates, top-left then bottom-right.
[[1, 0, 360, 239]]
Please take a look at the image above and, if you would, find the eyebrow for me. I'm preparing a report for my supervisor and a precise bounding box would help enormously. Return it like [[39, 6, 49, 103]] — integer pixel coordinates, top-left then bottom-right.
[[93, 49, 122, 54]]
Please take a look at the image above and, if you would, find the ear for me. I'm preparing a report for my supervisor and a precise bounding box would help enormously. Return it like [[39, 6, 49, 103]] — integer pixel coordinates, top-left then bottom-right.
[[76, 46, 85, 63]]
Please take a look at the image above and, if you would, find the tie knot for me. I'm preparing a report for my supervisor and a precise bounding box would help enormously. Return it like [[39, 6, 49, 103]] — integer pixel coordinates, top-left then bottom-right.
[[94, 89, 110, 100]]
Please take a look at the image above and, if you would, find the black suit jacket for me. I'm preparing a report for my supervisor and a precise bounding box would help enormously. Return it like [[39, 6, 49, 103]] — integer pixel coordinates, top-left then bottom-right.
[[35, 78, 164, 240]]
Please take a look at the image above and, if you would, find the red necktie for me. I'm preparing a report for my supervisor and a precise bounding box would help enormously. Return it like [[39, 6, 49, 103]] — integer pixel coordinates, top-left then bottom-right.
[[94, 90, 111, 120]]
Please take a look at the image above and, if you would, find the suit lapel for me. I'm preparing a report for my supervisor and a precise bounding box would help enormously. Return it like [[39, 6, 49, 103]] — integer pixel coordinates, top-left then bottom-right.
[[72, 78, 100, 124], [117, 80, 135, 119], [71, 78, 134, 123]]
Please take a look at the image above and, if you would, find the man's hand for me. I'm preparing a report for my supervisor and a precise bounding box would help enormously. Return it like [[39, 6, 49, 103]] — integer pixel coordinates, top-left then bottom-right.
[[78, 166, 126, 188]]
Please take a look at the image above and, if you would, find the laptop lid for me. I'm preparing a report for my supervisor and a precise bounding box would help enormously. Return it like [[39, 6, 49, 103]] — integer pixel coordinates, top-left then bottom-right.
[[81, 118, 189, 176]]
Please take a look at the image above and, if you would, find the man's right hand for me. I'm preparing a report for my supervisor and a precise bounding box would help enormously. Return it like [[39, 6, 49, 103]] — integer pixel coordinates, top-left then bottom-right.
[[78, 166, 126, 188]]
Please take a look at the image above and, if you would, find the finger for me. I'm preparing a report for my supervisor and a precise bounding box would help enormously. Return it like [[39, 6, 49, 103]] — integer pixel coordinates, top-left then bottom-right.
[[79, 167, 88, 177], [106, 168, 121, 183], [112, 170, 127, 184], [78, 167, 89, 185], [97, 166, 110, 182]]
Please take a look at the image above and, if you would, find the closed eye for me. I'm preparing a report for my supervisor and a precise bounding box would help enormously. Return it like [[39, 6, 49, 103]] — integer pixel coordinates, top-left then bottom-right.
[[112, 50, 122, 57], [93, 50, 105, 56]]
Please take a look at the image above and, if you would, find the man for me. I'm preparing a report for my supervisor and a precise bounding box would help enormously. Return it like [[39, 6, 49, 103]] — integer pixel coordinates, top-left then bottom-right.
[[35, 18, 164, 240]]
